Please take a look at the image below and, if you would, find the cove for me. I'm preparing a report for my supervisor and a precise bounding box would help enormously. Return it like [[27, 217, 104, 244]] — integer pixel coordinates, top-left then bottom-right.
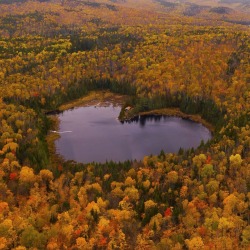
[[55, 105, 212, 163]]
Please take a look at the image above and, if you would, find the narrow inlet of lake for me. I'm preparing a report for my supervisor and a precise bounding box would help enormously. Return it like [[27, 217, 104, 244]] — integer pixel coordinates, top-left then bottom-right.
[[55, 105, 212, 163]]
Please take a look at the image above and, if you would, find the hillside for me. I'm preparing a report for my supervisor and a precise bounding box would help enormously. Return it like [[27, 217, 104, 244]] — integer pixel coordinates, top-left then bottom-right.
[[0, 0, 249, 249]]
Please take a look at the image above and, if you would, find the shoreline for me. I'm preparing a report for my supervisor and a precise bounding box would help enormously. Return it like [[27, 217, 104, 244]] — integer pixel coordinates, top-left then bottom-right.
[[141, 108, 214, 132], [121, 108, 214, 133], [46, 91, 214, 132], [46, 92, 214, 165]]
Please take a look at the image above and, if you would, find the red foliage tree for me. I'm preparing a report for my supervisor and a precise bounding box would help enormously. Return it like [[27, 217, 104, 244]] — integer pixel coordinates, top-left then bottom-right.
[[164, 207, 172, 217]]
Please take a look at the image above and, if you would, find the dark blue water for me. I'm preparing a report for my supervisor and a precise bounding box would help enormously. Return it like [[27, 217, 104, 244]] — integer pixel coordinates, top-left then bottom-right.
[[55, 105, 211, 163]]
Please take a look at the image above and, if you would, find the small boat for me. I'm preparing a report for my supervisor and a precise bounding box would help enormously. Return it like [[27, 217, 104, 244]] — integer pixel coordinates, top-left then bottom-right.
[[50, 130, 72, 134]]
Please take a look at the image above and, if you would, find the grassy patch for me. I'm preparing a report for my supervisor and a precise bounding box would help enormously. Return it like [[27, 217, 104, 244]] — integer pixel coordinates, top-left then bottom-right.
[[46, 116, 64, 167], [58, 91, 127, 111]]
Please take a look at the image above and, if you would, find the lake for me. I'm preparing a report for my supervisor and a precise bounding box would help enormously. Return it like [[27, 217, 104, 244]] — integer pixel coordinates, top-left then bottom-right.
[[55, 105, 212, 163]]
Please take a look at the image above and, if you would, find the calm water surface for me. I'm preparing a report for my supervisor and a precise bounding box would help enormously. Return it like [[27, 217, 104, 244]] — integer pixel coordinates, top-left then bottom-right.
[[55, 105, 211, 163]]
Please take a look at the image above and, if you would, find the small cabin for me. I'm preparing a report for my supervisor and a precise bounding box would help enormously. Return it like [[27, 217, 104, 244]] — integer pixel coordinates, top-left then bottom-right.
[[125, 106, 132, 111]]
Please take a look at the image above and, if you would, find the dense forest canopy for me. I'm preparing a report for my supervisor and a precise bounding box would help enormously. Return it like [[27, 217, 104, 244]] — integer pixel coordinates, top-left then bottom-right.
[[0, 0, 249, 249]]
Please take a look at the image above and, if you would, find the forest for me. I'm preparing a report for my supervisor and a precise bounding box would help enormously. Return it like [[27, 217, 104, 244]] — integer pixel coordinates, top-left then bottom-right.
[[0, 0, 249, 249]]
